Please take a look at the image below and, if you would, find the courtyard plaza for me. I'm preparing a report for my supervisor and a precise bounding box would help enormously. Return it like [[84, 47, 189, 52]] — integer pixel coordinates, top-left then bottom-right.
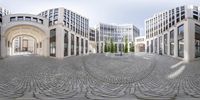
[[0, 53, 200, 100]]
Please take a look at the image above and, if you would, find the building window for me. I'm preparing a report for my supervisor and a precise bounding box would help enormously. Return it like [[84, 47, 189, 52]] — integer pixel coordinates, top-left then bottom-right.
[[85, 40, 88, 53], [38, 19, 43, 24], [76, 36, 79, 55], [25, 17, 31, 21], [193, 15, 198, 20], [151, 40, 153, 53], [71, 34, 74, 55], [195, 24, 200, 58], [64, 30, 68, 56], [50, 29, 56, 57], [159, 36, 162, 54], [178, 24, 184, 58], [155, 38, 157, 53], [81, 38, 84, 54], [32, 17, 38, 22], [49, 21, 53, 26], [170, 30, 174, 55], [164, 34, 168, 54], [17, 16, 23, 21], [10, 17, 16, 22]]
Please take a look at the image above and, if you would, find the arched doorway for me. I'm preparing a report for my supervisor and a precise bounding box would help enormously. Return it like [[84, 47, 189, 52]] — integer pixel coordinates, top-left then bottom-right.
[[2, 25, 48, 57], [12, 35, 36, 56]]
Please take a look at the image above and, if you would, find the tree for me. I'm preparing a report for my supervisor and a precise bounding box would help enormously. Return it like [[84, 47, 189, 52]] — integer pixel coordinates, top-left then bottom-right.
[[110, 39, 114, 53], [114, 44, 117, 53], [104, 41, 107, 52], [124, 36, 128, 53], [130, 42, 135, 52], [107, 42, 110, 52]]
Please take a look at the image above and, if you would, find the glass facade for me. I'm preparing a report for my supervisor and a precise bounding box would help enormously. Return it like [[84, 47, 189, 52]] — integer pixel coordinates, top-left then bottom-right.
[[195, 24, 200, 58], [178, 24, 184, 58], [85, 40, 88, 53], [76, 37, 79, 55], [151, 40, 153, 53], [81, 38, 83, 54], [164, 34, 168, 54], [50, 29, 56, 57], [155, 38, 157, 53], [64, 30, 68, 56], [170, 30, 174, 55], [159, 36, 162, 54], [71, 34, 74, 55]]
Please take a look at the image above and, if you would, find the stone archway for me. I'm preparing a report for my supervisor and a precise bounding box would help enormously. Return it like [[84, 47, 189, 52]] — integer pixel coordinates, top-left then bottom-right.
[[2, 25, 48, 57]]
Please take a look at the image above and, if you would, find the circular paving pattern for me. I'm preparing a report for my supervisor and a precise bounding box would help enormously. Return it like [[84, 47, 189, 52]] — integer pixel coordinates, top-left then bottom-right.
[[0, 53, 200, 100], [83, 54, 155, 84]]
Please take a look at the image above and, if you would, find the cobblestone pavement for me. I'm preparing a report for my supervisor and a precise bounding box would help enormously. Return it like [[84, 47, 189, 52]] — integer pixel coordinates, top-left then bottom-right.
[[0, 53, 200, 100]]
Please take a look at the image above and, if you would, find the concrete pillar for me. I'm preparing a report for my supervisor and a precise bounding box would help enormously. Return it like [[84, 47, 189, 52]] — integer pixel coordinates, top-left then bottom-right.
[[74, 34, 77, 56], [79, 36, 81, 55], [162, 34, 165, 55], [174, 27, 178, 58], [1, 36, 6, 57], [167, 31, 170, 55], [152, 38, 155, 53], [56, 26, 64, 59], [184, 19, 195, 62]]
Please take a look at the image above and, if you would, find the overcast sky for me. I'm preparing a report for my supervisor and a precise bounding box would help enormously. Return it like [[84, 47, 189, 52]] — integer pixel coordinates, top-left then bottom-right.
[[0, 0, 200, 35]]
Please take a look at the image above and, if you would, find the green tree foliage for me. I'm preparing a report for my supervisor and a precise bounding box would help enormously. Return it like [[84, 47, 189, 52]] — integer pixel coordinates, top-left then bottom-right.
[[104, 41, 107, 52], [114, 44, 117, 53], [124, 36, 128, 53], [130, 42, 135, 52], [107, 42, 110, 52], [110, 39, 114, 53]]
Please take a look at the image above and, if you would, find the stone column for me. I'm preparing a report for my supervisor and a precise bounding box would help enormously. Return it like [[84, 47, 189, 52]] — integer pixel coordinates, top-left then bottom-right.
[[79, 36, 81, 55], [184, 19, 195, 62], [1, 36, 6, 57], [162, 34, 165, 55], [74, 34, 77, 56], [56, 26, 64, 59], [167, 31, 170, 55], [174, 27, 178, 58]]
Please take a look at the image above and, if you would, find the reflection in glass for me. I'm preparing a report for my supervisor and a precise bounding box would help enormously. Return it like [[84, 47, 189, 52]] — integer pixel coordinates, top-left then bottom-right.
[[178, 24, 184, 58], [170, 30, 174, 55], [50, 29, 56, 57]]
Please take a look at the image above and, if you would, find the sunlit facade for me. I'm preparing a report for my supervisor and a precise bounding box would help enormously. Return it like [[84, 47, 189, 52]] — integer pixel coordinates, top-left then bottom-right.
[[96, 23, 140, 53], [145, 5, 200, 62], [0, 7, 89, 58]]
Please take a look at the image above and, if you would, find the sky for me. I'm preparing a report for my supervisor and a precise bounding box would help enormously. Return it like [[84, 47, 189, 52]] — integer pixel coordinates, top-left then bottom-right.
[[0, 0, 200, 35]]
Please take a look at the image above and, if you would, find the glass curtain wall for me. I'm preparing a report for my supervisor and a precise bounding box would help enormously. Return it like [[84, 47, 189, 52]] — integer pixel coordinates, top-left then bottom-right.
[[50, 29, 56, 57], [64, 30, 68, 56], [164, 34, 168, 54], [159, 36, 162, 54], [195, 24, 200, 58], [76, 37, 79, 55], [71, 34, 74, 55], [178, 24, 184, 58], [170, 30, 174, 55], [81, 38, 84, 54], [155, 38, 157, 53]]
